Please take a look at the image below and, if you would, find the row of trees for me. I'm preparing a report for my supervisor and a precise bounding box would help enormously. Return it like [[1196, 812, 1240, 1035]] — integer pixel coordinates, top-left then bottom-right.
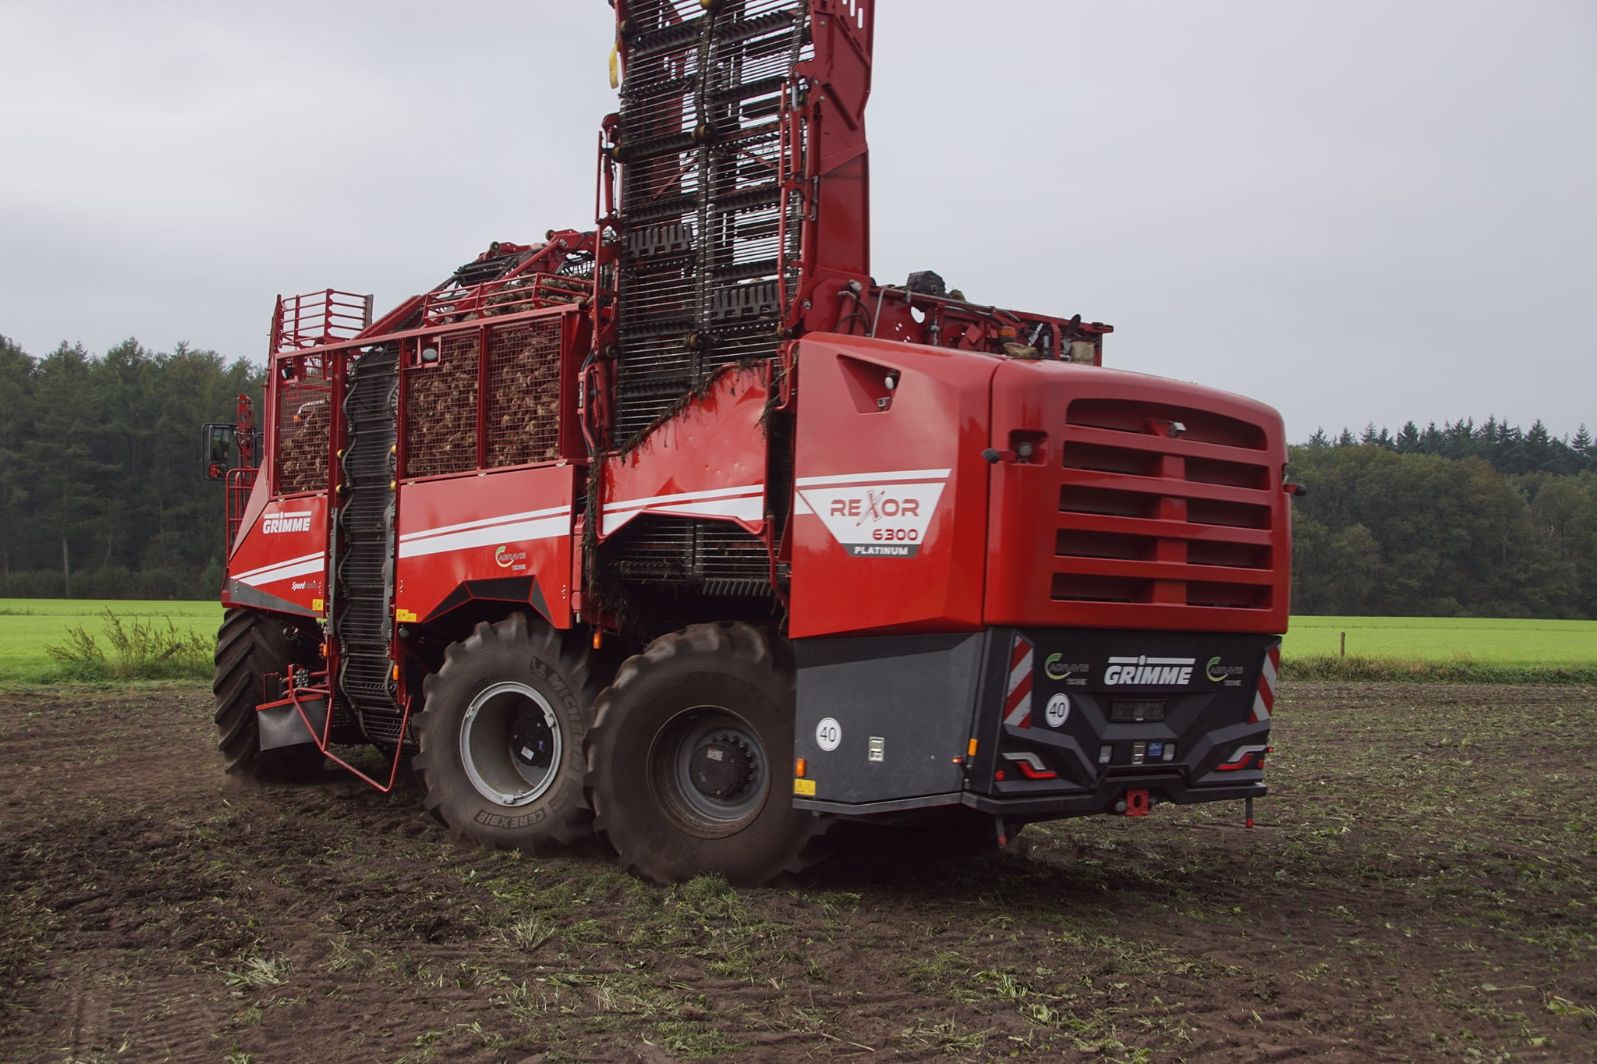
[[0, 333, 1593, 617], [0, 335, 262, 599], [1303, 417, 1596, 477], [1289, 430, 1597, 617]]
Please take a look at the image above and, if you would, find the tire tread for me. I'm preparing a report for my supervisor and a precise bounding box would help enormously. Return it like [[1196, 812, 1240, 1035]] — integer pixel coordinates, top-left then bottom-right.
[[586, 622, 829, 885], [211, 608, 324, 780], [413, 613, 594, 851]]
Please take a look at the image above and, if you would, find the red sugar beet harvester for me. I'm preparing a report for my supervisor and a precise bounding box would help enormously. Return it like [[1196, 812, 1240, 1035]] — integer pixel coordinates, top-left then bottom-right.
[[203, 0, 1293, 884]]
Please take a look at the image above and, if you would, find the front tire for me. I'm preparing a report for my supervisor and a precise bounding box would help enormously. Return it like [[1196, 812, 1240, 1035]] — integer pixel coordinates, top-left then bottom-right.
[[587, 623, 825, 885], [413, 614, 594, 851], [213, 608, 325, 779]]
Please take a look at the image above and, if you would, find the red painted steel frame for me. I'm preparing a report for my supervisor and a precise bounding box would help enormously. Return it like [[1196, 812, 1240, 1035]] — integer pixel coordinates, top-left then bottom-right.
[[260, 669, 413, 793], [226, 302, 591, 632], [273, 290, 372, 352], [223, 493, 330, 618], [785, 334, 1292, 639], [985, 359, 1291, 634], [788, 335, 996, 638], [395, 466, 579, 629], [598, 365, 772, 542]]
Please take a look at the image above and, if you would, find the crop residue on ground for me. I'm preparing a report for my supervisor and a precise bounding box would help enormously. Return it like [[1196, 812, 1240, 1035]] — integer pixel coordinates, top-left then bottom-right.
[[1, 681, 1594, 1060]]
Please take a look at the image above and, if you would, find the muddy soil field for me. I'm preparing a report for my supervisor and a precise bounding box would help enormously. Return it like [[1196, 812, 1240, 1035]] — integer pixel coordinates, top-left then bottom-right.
[[1, 683, 1594, 1063]]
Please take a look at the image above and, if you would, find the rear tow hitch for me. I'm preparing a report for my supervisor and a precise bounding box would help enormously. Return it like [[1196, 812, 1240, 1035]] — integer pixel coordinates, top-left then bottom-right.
[[1116, 788, 1151, 817]]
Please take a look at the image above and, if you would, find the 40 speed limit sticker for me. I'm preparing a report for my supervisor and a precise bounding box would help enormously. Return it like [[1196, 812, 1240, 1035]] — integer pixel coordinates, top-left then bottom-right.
[[815, 717, 843, 752]]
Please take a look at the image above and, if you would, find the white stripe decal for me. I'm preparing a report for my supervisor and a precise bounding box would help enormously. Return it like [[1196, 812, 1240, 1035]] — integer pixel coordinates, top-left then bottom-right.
[[605, 483, 764, 513], [398, 515, 571, 560], [601, 484, 766, 536], [400, 505, 570, 544], [233, 550, 324, 584], [1004, 692, 1032, 728], [794, 467, 950, 488], [601, 494, 764, 536], [237, 557, 324, 587], [1262, 654, 1278, 690]]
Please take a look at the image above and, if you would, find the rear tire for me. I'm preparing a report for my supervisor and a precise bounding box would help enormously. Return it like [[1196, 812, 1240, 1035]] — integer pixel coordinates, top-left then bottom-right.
[[587, 623, 826, 885], [213, 608, 325, 779], [413, 614, 594, 851]]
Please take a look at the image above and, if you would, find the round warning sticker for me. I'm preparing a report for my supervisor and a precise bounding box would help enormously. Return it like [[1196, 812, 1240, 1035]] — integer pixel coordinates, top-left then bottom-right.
[[815, 717, 842, 752]]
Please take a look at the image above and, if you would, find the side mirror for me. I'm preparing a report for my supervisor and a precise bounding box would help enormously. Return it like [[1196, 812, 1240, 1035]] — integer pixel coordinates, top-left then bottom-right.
[[202, 423, 236, 481]]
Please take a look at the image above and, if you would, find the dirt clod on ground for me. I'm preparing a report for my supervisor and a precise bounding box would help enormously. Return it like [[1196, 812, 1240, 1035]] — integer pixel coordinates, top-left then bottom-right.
[[1, 682, 1594, 1062]]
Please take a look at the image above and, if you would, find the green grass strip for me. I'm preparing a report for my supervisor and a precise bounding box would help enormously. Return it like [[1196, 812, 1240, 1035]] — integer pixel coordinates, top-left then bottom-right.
[[1284, 655, 1597, 685]]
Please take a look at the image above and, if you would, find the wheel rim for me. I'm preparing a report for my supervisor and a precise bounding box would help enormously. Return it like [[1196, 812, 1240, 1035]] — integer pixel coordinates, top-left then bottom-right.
[[651, 707, 769, 836], [459, 680, 563, 807]]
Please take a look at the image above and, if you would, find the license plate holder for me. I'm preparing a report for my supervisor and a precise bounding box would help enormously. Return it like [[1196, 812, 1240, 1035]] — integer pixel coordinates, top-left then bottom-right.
[[1110, 699, 1167, 723]]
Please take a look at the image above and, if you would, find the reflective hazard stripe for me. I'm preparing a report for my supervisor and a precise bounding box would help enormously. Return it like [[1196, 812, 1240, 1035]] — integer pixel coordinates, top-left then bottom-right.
[[1250, 644, 1280, 723], [1004, 634, 1033, 728]]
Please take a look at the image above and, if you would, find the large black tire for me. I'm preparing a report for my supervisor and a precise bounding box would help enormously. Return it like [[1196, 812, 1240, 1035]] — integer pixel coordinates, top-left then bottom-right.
[[413, 614, 594, 851], [213, 608, 325, 779], [587, 623, 826, 885]]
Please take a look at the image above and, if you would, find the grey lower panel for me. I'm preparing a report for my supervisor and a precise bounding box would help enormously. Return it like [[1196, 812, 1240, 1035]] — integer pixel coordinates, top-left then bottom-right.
[[794, 632, 987, 806]]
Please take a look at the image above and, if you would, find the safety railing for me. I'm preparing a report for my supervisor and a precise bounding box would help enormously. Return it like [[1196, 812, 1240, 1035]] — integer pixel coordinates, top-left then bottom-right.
[[273, 289, 374, 352]]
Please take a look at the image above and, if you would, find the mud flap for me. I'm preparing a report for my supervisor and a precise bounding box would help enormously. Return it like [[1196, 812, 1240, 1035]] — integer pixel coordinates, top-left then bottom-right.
[[257, 697, 328, 751]]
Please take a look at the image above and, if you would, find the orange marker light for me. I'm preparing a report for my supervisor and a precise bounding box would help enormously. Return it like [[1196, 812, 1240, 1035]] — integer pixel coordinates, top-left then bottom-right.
[[967, 738, 979, 757], [795, 758, 807, 778], [390, 664, 400, 681]]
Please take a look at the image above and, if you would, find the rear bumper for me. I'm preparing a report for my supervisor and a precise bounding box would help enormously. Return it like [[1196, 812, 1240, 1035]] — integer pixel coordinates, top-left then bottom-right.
[[962, 776, 1265, 818], [793, 627, 1278, 821], [794, 778, 1266, 819]]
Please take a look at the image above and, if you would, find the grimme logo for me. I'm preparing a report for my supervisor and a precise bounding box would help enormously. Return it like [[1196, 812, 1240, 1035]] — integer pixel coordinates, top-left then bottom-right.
[[798, 475, 947, 558], [1103, 656, 1197, 686], [262, 511, 312, 534]]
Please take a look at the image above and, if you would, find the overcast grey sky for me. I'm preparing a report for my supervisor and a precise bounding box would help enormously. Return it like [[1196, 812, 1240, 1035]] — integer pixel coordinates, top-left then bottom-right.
[[1, 1, 1593, 439]]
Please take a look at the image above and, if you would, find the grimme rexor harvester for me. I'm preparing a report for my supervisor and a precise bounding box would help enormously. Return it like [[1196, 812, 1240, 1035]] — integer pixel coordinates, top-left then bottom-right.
[[206, 0, 1293, 883]]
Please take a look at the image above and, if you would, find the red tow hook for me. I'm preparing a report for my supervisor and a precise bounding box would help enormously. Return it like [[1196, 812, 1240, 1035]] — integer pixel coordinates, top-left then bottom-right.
[[1123, 788, 1150, 817]]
